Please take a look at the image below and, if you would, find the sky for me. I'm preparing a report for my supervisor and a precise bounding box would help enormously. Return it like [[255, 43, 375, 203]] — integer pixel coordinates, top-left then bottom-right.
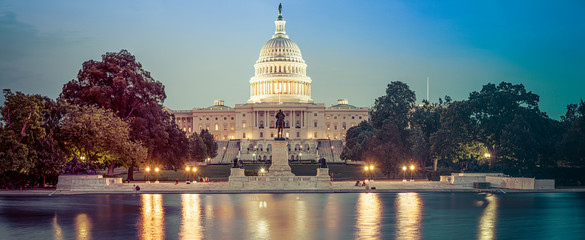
[[1, 0, 584, 119]]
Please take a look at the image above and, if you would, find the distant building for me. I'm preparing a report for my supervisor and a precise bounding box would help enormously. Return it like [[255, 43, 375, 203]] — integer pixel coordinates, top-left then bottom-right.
[[173, 7, 369, 163]]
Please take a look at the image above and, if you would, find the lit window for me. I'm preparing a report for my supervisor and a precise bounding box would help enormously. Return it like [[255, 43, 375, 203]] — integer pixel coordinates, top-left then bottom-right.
[[188, 127, 191, 132], [285, 132, 289, 138], [183, 127, 186, 132], [215, 124, 219, 131], [327, 116, 330, 120], [242, 121, 246, 128]]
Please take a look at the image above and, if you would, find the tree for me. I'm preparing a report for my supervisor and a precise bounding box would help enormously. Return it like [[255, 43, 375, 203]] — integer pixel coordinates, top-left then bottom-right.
[[364, 123, 410, 178], [341, 121, 375, 161], [200, 129, 218, 160], [370, 81, 416, 130], [560, 100, 585, 167], [60, 50, 187, 177], [61, 105, 146, 175], [60, 49, 165, 121], [188, 132, 207, 162], [410, 101, 444, 171]]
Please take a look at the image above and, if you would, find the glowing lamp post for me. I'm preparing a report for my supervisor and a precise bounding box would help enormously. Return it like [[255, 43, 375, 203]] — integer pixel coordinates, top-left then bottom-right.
[[260, 168, 266, 176], [145, 167, 151, 183], [410, 165, 415, 182], [193, 167, 197, 182], [155, 167, 160, 183], [484, 153, 491, 158], [299, 153, 302, 161], [185, 166, 191, 183], [402, 166, 407, 182]]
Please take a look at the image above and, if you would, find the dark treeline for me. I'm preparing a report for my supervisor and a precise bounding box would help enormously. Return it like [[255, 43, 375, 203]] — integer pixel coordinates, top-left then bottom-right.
[[342, 81, 585, 185], [0, 50, 216, 188]]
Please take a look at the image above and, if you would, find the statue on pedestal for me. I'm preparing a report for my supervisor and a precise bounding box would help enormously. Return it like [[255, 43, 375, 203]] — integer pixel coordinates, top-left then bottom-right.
[[275, 109, 285, 140], [319, 158, 328, 168]]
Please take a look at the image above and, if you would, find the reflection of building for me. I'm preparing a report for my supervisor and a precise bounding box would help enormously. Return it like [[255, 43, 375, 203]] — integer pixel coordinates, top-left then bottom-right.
[[173, 6, 369, 163]]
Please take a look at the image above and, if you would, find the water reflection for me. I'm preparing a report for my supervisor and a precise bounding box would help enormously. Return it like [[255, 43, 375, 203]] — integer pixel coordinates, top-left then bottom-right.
[[139, 194, 165, 240], [395, 193, 422, 240], [180, 194, 204, 240], [478, 194, 498, 240], [53, 214, 63, 240], [325, 194, 341, 239], [355, 193, 382, 239], [75, 213, 91, 240]]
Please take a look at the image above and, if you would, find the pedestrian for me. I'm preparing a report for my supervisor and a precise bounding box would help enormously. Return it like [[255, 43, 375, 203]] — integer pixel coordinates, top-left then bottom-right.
[[135, 185, 140, 192], [175, 179, 179, 185]]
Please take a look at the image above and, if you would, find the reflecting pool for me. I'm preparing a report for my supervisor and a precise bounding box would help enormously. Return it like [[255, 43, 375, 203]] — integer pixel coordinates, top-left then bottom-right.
[[1, 193, 584, 239]]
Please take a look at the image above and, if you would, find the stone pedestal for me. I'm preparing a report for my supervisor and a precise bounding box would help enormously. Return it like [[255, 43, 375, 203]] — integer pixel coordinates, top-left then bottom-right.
[[316, 168, 332, 188], [268, 140, 294, 176], [228, 168, 246, 188]]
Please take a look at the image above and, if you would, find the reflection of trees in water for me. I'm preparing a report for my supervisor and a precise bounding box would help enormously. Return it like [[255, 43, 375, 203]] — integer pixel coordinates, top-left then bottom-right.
[[355, 193, 382, 239], [395, 192, 422, 240]]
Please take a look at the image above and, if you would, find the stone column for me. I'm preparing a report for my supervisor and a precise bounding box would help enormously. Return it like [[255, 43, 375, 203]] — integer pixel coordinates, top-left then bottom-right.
[[268, 140, 294, 176]]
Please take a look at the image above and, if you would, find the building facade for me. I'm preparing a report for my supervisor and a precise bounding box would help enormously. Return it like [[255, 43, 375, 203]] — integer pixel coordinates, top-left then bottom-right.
[[173, 7, 369, 163]]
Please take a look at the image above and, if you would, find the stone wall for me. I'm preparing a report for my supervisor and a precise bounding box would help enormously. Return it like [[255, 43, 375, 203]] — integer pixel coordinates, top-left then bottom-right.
[[57, 175, 123, 191]]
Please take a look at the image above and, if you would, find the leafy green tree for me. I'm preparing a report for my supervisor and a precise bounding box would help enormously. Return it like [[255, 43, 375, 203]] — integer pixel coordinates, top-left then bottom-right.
[[60, 50, 187, 177], [200, 129, 218, 160], [341, 121, 375, 161], [188, 132, 207, 162], [364, 123, 410, 178], [61, 105, 146, 175], [370, 81, 416, 130], [560, 100, 585, 167]]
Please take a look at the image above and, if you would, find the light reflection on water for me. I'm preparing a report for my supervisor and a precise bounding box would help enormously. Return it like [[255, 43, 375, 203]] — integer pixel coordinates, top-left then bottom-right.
[[355, 193, 382, 239], [180, 194, 203, 240], [75, 213, 91, 240], [139, 194, 165, 240], [395, 193, 422, 240], [1, 193, 585, 240], [478, 194, 497, 240]]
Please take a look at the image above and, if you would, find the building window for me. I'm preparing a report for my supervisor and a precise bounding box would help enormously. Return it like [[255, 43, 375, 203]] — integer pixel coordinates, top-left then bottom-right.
[[296, 113, 300, 117], [334, 116, 337, 119], [352, 116, 355, 119], [243, 114, 246, 117], [343, 122, 346, 130], [224, 117, 227, 120], [215, 123, 219, 131], [215, 135, 219, 140], [206, 117, 209, 120], [242, 121, 246, 128], [188, 127, 192, 132], [206, 126, 210, 130], [260, 132, 264, 138], [224, 135, 227, 139], [224, 124, 227, 130], [183, 127, 186, 132], [271, 133, 274, 138], [334, 125, 337, 130], [199, 125, 202, 131], [285, 132, 289, 138], [327, 116, 330, 120], [359, 116, 362, 119], [296, 132, 300, 138], [199, 117, 202, 120], [215, 117, 218, 120], [243, 133, 246, 138], [314, 121, 317, 127], [314, 113, 317, 116], [314, 132, 317, 138], [231, 117, 234, 120]]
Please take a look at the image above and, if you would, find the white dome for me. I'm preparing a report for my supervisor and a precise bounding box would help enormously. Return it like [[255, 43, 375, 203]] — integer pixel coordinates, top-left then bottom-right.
[[248, 6, 313, 104], [258, 37, 304, 63]]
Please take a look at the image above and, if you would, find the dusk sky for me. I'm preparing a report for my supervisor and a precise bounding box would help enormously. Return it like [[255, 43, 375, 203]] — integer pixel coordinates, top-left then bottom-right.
[[1, 0, 584, 119]]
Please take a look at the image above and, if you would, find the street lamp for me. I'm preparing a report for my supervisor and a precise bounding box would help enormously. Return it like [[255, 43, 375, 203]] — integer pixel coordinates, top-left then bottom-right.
[[299, 153, 302, 162], [402, 166, 407, 182], [369, 165, 374, 181], [155, 167, 160, 183], [410, 165, 415, 182], [185, 166, 191, 183], [146, 167, 151, 183], [260, 168, 265, 176], [484, 153, 491, 158]]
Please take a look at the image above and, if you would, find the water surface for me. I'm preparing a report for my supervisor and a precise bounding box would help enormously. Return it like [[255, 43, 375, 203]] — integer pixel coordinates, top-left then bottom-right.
[[1, 193, 584, 239]]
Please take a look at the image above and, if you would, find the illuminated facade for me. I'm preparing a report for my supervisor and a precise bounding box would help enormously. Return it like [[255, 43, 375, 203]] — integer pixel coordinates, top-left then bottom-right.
[[173, 7, 369, 162]]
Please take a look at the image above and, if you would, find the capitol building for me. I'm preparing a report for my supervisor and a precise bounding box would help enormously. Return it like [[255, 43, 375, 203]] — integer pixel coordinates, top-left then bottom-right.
[[172, 6, 369, 163]]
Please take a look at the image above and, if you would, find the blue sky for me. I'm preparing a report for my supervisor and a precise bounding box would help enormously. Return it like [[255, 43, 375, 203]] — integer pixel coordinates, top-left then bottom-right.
[[1, 0, 584, 119]]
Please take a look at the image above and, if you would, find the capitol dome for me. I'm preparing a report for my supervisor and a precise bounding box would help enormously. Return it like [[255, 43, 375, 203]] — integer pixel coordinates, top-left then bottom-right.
[[248, 5, 313, 104]]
